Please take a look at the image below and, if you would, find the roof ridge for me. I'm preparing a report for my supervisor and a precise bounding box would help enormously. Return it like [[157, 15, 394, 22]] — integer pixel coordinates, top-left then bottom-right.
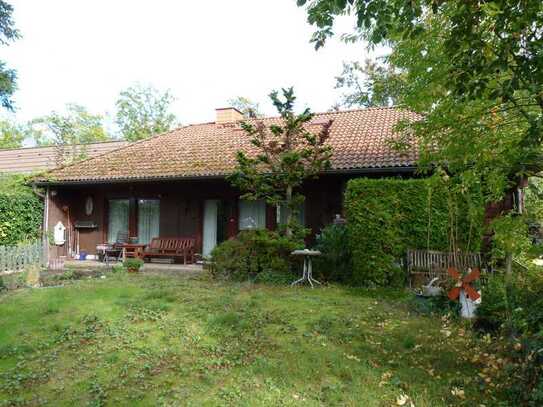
[[0, 139, 128, 152]]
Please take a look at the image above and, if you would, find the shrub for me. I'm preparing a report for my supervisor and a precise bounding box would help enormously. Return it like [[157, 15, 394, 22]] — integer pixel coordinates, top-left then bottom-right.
[[210, 229, 302, 281], [123, 258, 144, 272], [344, 177, 483, 286], [476, 269, 543, 405], [0, 175, 43, 246], [313, 223, 353, 283]]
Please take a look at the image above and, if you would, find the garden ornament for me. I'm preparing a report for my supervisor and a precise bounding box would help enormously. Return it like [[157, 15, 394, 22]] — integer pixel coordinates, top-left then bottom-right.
[[447, 267, 481, 319], [422, 277, 442, 297]]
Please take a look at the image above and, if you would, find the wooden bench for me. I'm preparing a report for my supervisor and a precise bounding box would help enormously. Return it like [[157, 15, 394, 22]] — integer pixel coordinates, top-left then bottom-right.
[[407, 249, 482, 286], [142, 237, 196, 264]]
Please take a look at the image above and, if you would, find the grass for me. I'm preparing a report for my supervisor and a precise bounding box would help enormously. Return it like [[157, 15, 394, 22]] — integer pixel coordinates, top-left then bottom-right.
[[0, 272, 501, 406]]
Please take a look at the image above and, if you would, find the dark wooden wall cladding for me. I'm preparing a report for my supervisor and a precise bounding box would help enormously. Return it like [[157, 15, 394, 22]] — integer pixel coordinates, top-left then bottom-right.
[[46, 172, 413, 256]]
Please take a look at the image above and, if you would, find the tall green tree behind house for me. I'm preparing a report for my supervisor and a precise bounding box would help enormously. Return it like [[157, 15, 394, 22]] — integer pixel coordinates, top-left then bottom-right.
[[299, 0, 543, 199], [115, 84, 178, 142], [32, 104, 110, 166], [0, 1, 18, 111], [334, 59, 403, 108], [229, 88, 332, 237], [0, 118, 30, 148], [227, 96, 263, 118]]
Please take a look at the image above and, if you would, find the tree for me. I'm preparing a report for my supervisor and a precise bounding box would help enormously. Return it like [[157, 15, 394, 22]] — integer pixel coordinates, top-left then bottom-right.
[[228, 88, 333, 237], [299, 0, 543, 265], [0, 1, 18, 111], [227, 96, 263, 118], [0, 119, 28, 148], [334, 59, 403, 108], [115, 84, 178, 141], [32, 104, 110, 165]]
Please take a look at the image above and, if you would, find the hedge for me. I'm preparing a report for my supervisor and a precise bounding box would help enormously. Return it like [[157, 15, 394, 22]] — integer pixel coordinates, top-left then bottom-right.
[[0, 175, 43, 246], [344, 177, 483, 286]]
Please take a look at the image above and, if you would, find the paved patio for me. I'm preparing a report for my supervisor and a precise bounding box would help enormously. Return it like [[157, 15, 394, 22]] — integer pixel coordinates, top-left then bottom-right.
[[62, 259, 204, 276]]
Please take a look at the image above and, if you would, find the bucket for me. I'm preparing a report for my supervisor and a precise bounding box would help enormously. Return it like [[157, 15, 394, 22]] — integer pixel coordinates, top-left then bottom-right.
[[79, 251, 87, 260]]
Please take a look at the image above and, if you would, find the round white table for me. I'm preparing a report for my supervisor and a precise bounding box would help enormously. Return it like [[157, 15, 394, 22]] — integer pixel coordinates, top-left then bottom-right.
[[291, 249, 322, 288]]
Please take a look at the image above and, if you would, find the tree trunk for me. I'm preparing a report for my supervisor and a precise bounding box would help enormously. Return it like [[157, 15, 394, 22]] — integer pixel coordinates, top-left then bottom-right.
[[505, 251, 513, 276], [286, 185, 293, 237]]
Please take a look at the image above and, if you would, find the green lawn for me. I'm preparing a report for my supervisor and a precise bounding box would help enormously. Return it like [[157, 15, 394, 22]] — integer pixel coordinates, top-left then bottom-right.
[[0, 272, 498, 406]]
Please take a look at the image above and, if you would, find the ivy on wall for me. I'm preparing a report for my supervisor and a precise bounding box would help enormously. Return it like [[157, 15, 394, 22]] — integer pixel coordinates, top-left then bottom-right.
[[0, 174, 43, 246], [344, 177, 483, 286]]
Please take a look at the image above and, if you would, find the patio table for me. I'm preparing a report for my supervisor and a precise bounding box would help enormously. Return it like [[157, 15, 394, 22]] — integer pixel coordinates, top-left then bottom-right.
[[121, 243, 146, 260], [291, 249, 322, 288]]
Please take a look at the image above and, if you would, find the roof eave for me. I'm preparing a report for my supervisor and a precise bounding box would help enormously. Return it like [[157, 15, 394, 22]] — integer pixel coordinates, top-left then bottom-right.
[[33, 165, 418, 186]]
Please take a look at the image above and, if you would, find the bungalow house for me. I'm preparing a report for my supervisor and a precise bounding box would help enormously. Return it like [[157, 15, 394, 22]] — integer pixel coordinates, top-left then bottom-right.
[[35, 106, 419, 261]]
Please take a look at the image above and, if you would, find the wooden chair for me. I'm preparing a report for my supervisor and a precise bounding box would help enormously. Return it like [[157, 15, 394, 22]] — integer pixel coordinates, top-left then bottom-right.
[[142, 237, 196, 264]]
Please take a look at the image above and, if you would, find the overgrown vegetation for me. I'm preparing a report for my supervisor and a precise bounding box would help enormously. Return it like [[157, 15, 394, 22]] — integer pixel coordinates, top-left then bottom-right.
[[0, 273, 510, 405], [211, 230, 301, 282], [344, 177, 484, 286], [0, 174, 42, 245], [476, 268, 543, 405], [313, 223, 353, 283]]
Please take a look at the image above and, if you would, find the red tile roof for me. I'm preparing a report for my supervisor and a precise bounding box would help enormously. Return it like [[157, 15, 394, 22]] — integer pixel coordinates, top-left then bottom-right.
[[40, 107, 419, 183], [0, 141, 129, 174]]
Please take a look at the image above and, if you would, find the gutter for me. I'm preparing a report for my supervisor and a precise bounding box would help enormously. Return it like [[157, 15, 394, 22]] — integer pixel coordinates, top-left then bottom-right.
[[33, 166, 419, 186]]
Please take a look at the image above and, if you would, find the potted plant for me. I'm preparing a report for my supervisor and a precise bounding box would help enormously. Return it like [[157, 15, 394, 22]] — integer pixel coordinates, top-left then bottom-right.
[[123, 258, 144, 273]]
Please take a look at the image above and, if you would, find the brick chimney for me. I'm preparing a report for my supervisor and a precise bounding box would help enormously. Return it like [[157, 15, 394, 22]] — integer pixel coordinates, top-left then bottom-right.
[[215, 107, 244, 123]]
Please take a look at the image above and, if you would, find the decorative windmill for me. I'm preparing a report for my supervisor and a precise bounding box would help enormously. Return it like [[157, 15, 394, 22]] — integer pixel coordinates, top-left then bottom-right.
[[447, 267, 481, 318]]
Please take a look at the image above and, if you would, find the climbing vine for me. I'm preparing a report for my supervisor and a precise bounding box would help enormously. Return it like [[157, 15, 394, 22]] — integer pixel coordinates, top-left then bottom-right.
[[344, 176, 484, 286], [0, 174, 43, 246]]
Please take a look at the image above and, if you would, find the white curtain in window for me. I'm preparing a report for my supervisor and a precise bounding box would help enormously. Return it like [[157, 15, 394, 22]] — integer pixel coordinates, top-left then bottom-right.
[[138, 199, 160, 244], [203, 200, 218, 257], [238, 200, 266, 230], [108, 199, 129, 243]]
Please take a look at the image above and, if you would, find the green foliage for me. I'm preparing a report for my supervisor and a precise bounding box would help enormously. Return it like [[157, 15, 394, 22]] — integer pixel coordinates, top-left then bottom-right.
[[491, 215, 532, 262], [228, 87, 332, 236], [226, 96, 262, 118], [300, 0, 543, 216], [0, 118, 30, 148], [334, 59, 403, 108], [0, 1, 19, 111], [30, 103, 111, 166], [210, 229, 302, 281], [0, 174, 43, 245], [344, 177, 483, 286], [123, 258, 144, 271], [115, 83, 177, 142], [476, 269, 543, 404], [313, 223, 353, 283]]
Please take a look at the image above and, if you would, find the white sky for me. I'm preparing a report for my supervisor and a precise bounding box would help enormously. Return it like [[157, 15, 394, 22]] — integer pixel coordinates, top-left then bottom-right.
[[2, 0, 368, 130]]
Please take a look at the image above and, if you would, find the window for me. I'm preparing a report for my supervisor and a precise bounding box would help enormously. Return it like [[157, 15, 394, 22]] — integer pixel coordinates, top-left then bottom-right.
[[277, 202, 305, 227], [238, 199, 266, 230], [108, 199, 129, 243], [138, 199, 160, 244]]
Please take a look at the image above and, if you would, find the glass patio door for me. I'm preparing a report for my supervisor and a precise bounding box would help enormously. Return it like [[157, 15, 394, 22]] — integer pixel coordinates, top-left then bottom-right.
[[108, 199, 129, 243], [138, 199, 160, 244], [203, 199, 219, 258]]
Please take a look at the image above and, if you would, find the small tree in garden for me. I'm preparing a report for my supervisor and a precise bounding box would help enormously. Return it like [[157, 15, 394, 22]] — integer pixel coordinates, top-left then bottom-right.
[[229, 88, 333, 237]]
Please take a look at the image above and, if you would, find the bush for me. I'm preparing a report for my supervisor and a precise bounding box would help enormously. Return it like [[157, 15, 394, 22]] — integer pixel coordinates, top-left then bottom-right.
[[0, 174, 43, 246], [123, 258, 144, 272], [344, 177, 483, 286], [210, 229, 302, 281], [313, 223, 353, 283], [476, 269, 543, 405]]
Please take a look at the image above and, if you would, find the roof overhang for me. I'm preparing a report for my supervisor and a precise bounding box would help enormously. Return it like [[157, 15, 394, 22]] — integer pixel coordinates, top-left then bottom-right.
[[33, 166, 418, 187]]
